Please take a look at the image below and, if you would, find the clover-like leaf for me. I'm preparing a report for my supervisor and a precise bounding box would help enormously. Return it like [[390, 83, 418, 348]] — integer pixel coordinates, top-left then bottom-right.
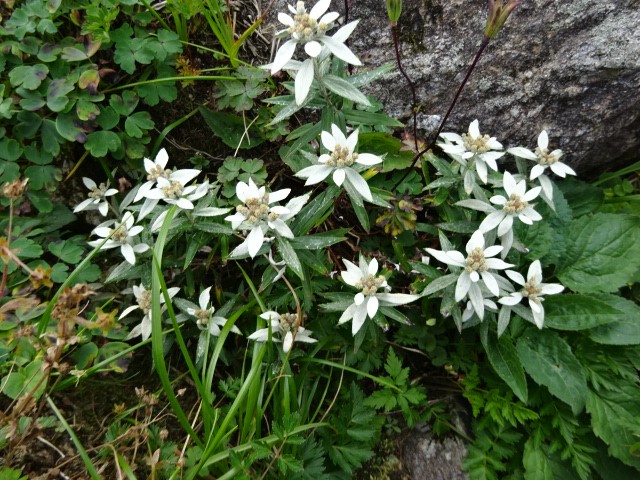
[[85, 130, 120, 157], [9, 64, 49, 90], [124, 111, 154, 138]]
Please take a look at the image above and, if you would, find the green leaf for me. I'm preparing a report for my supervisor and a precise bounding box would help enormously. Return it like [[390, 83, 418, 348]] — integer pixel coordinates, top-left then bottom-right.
[[587, 385, 640, 469], [557, 213, 640, 293], [544, 293, 638, 331], [516, 329, 587, 414], [557, 178, 604, 217], [11, 237, 43, 259], [288, 230, 347, 250], [24, 165, 59, 189], [357, 132, 413, 171], [276, 237, 303, 280], [76, 99, 100, 121], [109, 91, 139, 116], [124, 111, 154, 138], [41, 119, 62, 155], [420, 273, 458, 297], [49, 240, 84, 264], [0, 138, 23, 161], [321, 74, 371, 106], [61, 46, 89, 61], [136, 66, 178, 105], [523, 439, 554, 480], [96, 106, 120, 130], [85, 131, 121, 157], [9, 64, 49, 90], [481, 326, 528, 403], [46, 78, 75, 111], [587, 295, 640, 345], [56, 112, 87, 143], [0, 361, 47, 400], [198, 108, 264, 149]]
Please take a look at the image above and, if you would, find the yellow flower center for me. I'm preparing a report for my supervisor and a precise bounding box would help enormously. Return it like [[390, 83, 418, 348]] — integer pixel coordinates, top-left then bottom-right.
[[161, 180, 184, 199], [522, 279, 543, 304], [355, 274, 386, 296], [147, 165, 171, 182], [534, 146, 560, 166], [325, 145, 358, 168], [288, 2, 330, 41], [138, 290, 151, 314], [236, 194, 273, 224], [462, 133, 492, 153], [279, 313, 299, 332], [111, 224, 129, 244], [88, 182, 109, 199], [503, 194, 528, 214], [465, 247, 488, 273]]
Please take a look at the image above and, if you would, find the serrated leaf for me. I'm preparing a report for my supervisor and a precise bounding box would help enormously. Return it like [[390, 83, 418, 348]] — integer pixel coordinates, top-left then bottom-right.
[[587, 295, 640, 345], [516, 330, 587, 414], [482, 326, 528, 403], [586, 386, 640, 469], [523, 439, 554, 480], [544, 293, 637, 332], [557, 178, 604, 217], [557, 213, 640, 293]]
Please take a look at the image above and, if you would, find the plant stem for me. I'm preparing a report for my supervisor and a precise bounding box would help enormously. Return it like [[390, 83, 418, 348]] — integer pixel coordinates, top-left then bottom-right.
[[392, 36, 491, 191], [391, 23, 418, 154]]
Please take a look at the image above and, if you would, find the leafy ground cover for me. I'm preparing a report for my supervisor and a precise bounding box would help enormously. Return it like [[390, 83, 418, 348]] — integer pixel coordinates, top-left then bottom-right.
[[1, 0, 640, 479]]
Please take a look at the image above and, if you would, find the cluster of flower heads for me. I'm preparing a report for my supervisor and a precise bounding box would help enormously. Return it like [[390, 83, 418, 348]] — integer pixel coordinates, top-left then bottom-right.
[[71, 1, 576, 351], [426, 120, 572, 329], [270, 0, 361, 104]]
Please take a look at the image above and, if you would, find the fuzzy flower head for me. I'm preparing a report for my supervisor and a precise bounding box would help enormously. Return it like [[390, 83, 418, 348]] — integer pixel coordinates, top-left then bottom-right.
[[271, 0, 360, 73], [187, 287, 240, 336], [88, 213, 150, 265], [144, 169, 207, 210], [507, 131, 576, 200], [439, 119, 505, 189], [499, 260, 564, 328], [74, 177, 118, 216], [225, 178, 308, 258], [426, 230, 513, 319], [248, 311, 317, 352], [121, 285, 180, 341], [479, 171, 542, 253], [296, 124, 382, 201], [338, 257, 418, 335], [135, 148, 172, 202]]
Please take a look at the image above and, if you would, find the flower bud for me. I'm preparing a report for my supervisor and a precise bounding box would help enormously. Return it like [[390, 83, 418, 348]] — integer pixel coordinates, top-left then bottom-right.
[[484, 0, 519, 40], [386, 0, 403, 26]]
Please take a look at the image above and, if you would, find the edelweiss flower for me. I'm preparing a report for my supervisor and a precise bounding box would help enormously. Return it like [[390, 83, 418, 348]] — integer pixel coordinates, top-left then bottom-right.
[[187, 287, 241, 336], [121, 285, 180, 341], [499, 260, 564, 328], [144, 171, 208, 210], [74, 177, 118, 216], [271, 0, 361, 104], [248, 311, 317, 352], [439, 119, 505, 190], [88, 213, 150, 265], [478, 171, 542, 254], [426, 230, 513, 319], [296, 124, 382, 201], [225, 178, 308, 258], [507, 130, 576, 200], [338, 257, 418, 335]]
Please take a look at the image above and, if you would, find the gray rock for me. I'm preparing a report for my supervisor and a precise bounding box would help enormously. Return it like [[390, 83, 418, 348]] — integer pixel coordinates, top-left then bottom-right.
[[401, 426, 469, 480], [263, 0, 640, 176]]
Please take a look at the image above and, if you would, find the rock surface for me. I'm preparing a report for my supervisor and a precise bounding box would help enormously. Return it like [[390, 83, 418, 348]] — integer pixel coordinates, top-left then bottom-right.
[[265, 0, 640, 176], [401, 426, 469, 480]]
